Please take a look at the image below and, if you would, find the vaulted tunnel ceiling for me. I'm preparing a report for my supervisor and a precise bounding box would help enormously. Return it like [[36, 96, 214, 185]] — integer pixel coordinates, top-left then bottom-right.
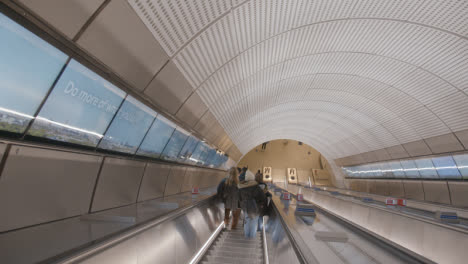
[[15, 0, 468, 169], [128, 0, 468, 163]]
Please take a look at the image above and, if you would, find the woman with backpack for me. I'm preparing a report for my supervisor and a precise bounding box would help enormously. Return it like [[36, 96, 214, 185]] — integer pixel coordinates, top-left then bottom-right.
[[221, 167, 241, 229]]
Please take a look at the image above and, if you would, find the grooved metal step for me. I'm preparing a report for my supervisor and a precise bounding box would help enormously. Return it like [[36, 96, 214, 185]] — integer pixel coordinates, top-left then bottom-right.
[[200, 217, 264, 264], [201, 255, 263, 264]]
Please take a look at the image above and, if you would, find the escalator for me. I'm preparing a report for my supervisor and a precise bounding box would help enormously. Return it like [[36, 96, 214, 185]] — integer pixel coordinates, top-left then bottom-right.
[[200, 223, 264, 264]]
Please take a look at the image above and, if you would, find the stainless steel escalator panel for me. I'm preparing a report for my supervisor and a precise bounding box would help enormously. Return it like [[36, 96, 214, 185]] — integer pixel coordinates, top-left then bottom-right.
[[75, 197, 224, 264], [270, 187, 430, 264]]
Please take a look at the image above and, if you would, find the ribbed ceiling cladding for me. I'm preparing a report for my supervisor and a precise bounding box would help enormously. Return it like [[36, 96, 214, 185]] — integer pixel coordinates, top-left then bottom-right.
[[127, 0, 231, 56], [130, 0, 468, 159]]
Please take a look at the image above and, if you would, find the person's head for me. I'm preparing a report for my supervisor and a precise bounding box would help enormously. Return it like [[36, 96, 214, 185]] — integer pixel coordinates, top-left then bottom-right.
[[227, 167, 239, 185], [242, 166, 248, 172], [257, 170, 261, 174], [237, 167, 242, 173]]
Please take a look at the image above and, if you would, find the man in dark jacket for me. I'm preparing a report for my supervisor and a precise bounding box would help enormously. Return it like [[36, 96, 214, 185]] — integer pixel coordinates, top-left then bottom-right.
[[238, 178, 266, 238]]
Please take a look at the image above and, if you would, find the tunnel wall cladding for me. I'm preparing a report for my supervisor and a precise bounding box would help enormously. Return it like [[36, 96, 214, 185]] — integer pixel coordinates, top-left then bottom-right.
[[0, 141, 226, 233], [346, 179, 468, 208]]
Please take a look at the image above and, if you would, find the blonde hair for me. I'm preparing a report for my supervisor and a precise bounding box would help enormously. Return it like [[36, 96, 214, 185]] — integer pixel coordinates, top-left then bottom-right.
[[226, 167, 239, 186]]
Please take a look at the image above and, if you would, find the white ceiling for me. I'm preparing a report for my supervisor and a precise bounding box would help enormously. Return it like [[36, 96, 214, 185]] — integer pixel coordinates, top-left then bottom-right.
[[129, 0, 468, 160]]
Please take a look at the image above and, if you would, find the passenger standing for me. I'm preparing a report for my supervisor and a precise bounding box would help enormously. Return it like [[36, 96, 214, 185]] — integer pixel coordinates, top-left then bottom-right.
[[255, 173, 271, 231], [239, 171, 266, 238], [255, 170, 261, 180], [239, 166, 248, 181], [222, 167, 241, 229]]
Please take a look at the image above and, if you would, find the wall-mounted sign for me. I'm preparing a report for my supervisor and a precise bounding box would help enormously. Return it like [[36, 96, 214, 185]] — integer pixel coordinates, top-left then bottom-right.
[[287, 168, 297, 184], [263, 166, 272, 182]]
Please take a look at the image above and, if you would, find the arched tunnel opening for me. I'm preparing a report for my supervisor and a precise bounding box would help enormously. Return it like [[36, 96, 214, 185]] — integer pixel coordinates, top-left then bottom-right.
[[237, 139, 334, 186]]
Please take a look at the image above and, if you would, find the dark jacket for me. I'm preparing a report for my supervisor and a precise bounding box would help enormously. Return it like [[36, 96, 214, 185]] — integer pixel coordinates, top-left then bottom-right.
[[257, 182, 272, 216], [239, 171, 246, 181], [238, 181, 266, 217], [216, 178, 226, 202]]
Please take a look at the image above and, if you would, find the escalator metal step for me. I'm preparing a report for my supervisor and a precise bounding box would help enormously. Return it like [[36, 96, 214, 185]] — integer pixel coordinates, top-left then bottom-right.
[[201, 216, 264, 264], [206, 248, 263, 259], [201, 255, 263, 264]]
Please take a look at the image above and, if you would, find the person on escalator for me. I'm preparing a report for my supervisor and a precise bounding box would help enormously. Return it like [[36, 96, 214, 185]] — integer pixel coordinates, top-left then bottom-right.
[[239, 171, 266, 238], [255, 172, 272, 231], [221, 167, 241, 229], [239, 166, 248, 181]]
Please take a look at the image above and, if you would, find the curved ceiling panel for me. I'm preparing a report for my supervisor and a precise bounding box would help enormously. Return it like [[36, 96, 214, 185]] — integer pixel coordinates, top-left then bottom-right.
[[130, 0, 468, 161]]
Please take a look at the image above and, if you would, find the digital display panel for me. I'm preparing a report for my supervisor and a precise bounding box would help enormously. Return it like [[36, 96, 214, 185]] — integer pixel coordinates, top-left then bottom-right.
[[137, 115, 175, 158], [204, 148, 218, 167], [99, 96, 156, 154], [371, 164, 383, 177], [342, 167, 353, 177], [452, 154, 468, 179], [160, 128, 190, 161], [0, 13, 68, 134], [388, 161, 405, 178], [178, 136, 199, 162], [431, 156, 461, 179], [190, 142, 210, 165], [29, 60, 125, 146], [400, 160, 420, 178], [380, 162, 394, 178], [414, 158, 438, 179]]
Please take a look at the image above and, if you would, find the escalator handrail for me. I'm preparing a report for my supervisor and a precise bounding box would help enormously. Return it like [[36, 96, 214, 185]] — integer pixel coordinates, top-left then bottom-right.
[[262, 215, 269, 264]]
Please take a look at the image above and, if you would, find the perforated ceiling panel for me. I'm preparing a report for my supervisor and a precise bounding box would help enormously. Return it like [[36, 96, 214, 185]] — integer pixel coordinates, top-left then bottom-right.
[[129, 0, 468, 164]]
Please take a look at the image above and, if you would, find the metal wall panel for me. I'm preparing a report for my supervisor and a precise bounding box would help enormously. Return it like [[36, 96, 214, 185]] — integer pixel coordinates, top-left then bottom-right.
[[195, 169, 207, 188], [272, 168, 286, 183], [375, 181, 390, 196], [387, 180, 405, 197], [455, 129, 468, 149], [422, 181, 451, 205], [91, 158, 145, 212], [373, 149, 392, 161], [144, 61, 193, 115], [297, 169, 310, 185], [138, 163, 171, 202], [0, 145, 102, 232], [192, 168, 205, 188], [403, 181, 425, 201], [18, 0, 105, 39], [402, 140, 432, 157], [349, 180, 359, 192], [368, 180, 378, 194], [77, 0, 168, 90], [164, 166, 186, 196], [205, 170, 217, 188], [181, 167, 196, 192], [425, 133, 464, 154], [385, 145, 410, 159], [447, 182, 468, 208], [176, 92, 209, 127]]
